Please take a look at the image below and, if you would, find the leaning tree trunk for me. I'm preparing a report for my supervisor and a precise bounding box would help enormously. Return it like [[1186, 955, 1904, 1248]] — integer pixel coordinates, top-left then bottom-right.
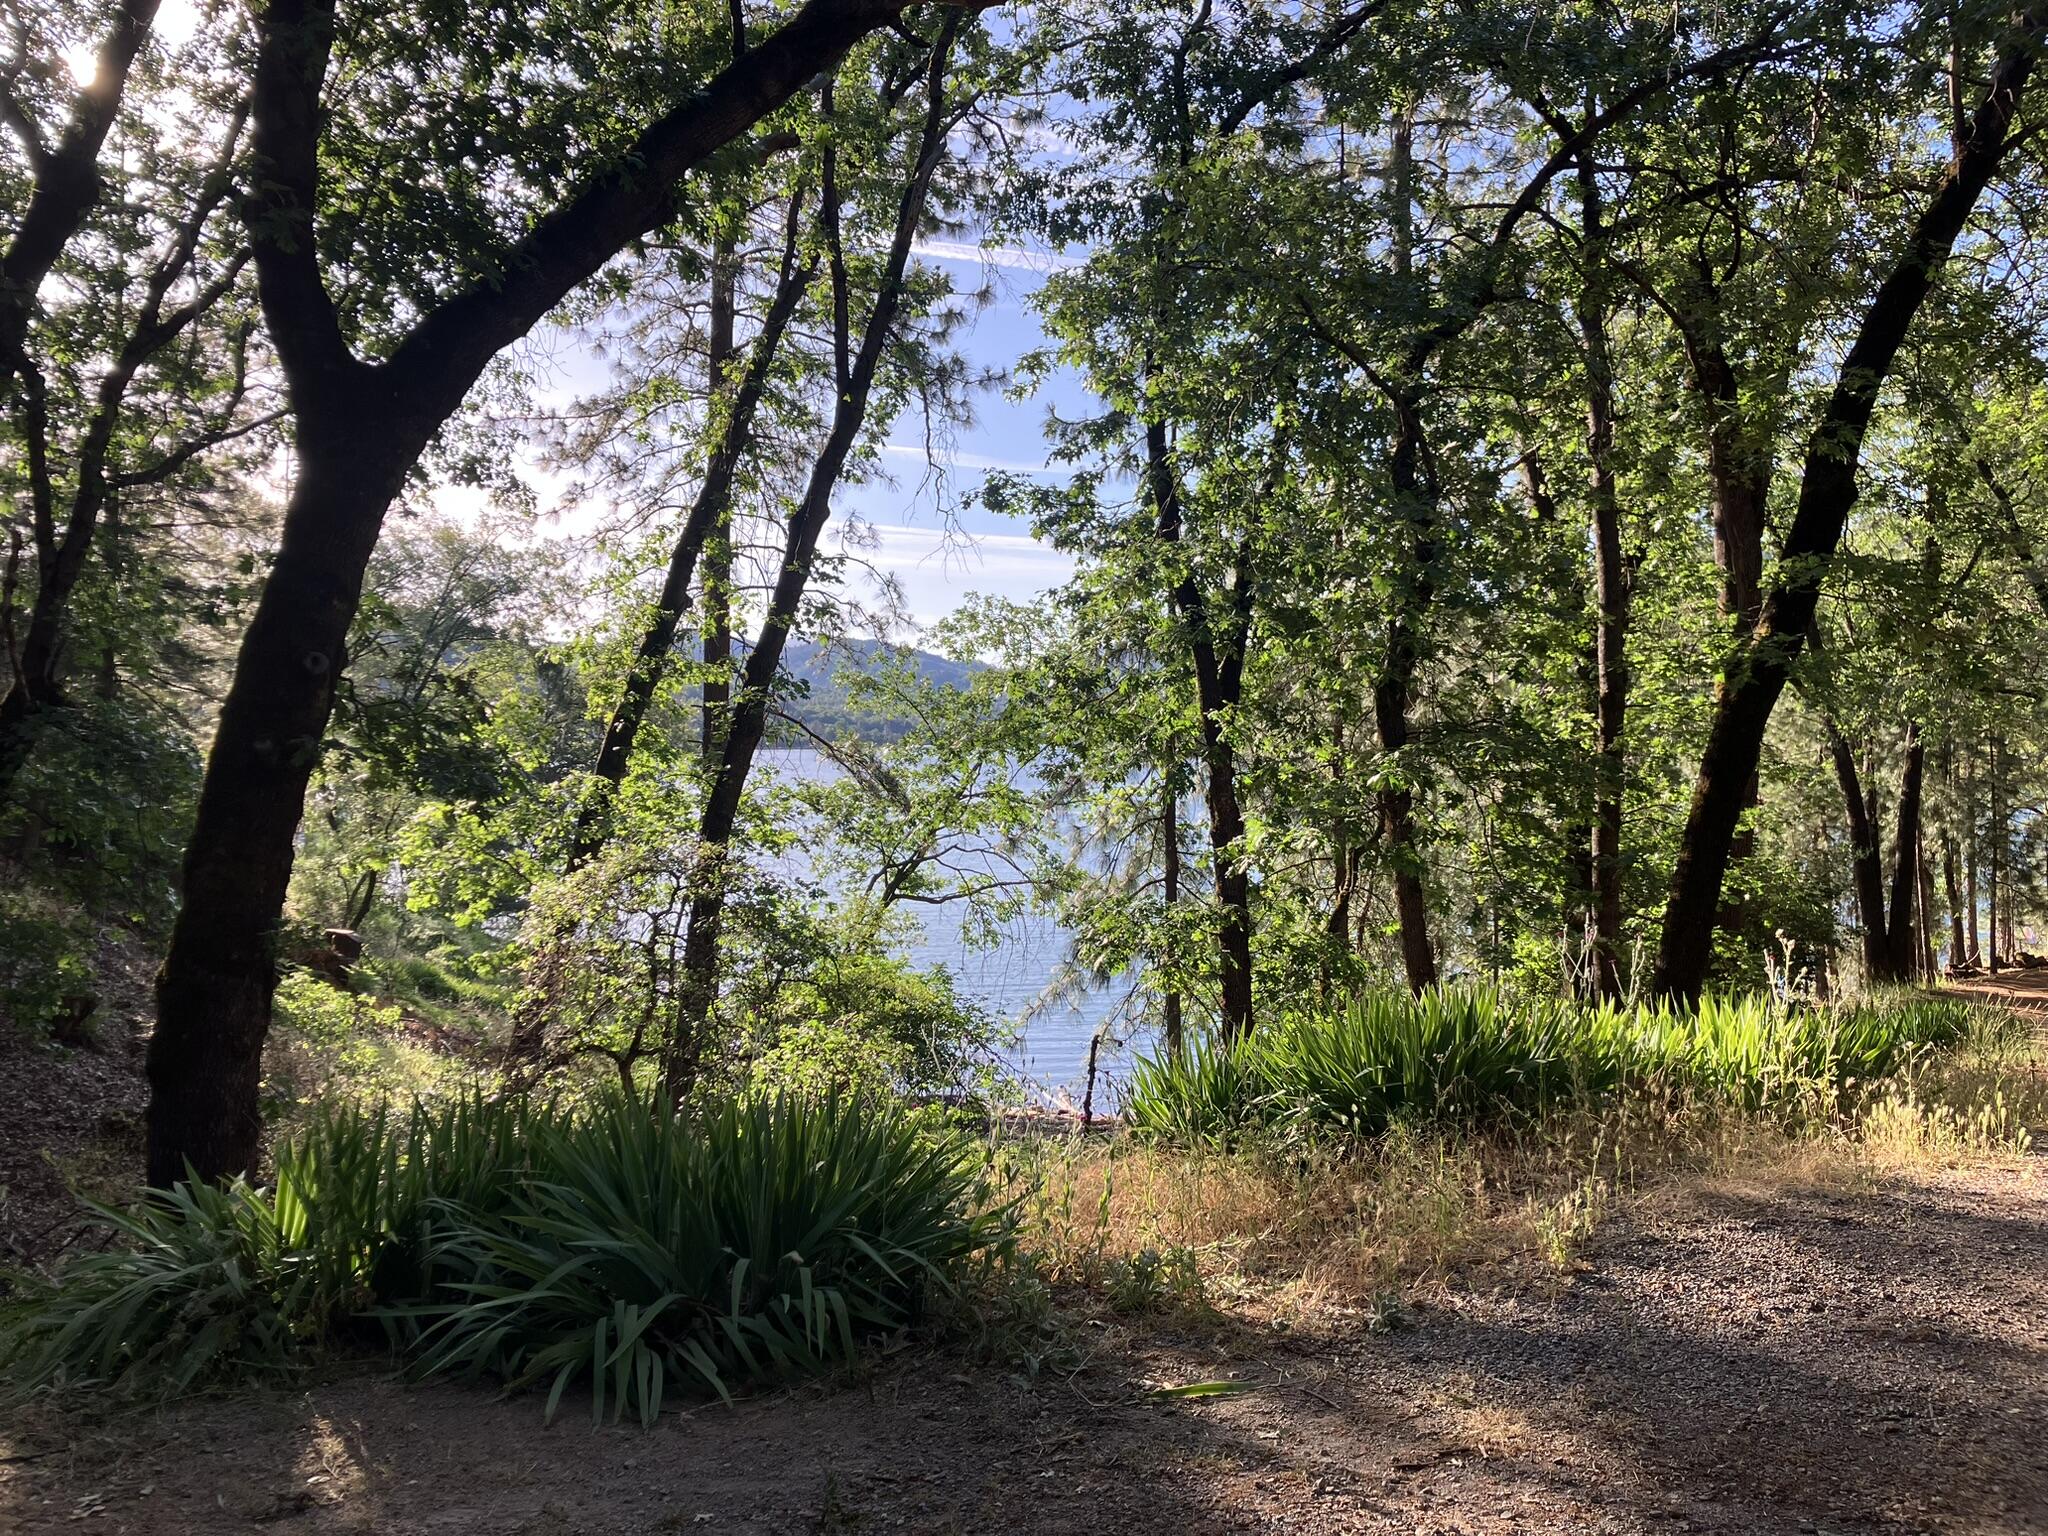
[[1649, 17, 2041, 1002], [700, 241, 738, 769], [665, 21, 964, 1097], [570, 204, 810, 866], [146, 0, 906, 1182]]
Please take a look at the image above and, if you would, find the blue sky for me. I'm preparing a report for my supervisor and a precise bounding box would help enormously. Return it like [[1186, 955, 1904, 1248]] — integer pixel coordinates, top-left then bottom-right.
[[829, 243, 1089, 630]]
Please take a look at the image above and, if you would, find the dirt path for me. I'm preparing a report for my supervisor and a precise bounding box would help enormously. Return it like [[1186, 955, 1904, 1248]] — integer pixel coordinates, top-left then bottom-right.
[[1945, 970, 2048, 1019], [6, 1151, 2045, 1535]]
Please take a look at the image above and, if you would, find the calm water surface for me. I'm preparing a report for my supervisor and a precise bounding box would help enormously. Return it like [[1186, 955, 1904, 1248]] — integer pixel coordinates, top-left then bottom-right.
[[759, 748, 1145, 1101]]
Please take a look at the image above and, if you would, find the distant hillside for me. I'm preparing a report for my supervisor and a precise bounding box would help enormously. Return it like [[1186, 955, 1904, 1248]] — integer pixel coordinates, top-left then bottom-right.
[[768, 638, 983, 742]]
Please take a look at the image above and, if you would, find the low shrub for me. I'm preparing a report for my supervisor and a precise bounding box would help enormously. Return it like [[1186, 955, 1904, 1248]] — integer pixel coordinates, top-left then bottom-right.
[[265, 971, 481, 1109], [398, 1092, 1012, 1422], [0, 885, 96, 1039], [1125, 987, 1977, 1147], [0, 1089, 1010, 1422]]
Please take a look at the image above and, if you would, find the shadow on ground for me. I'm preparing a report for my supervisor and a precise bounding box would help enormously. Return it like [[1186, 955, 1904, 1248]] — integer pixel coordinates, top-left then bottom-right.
[[4, 1162, 2044, 1535]]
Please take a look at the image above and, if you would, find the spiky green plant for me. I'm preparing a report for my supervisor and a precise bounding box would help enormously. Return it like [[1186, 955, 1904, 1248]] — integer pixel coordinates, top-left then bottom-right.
[[1123, 987, 1984, 1148], [1122, 1031, 1272, 1146], [395, 1092, 1011, 1424], [0, 1179, 310, 1394], [2, 1090, 1008, 1420]]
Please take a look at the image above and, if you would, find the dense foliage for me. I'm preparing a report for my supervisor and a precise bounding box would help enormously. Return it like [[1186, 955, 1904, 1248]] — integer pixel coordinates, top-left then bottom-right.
[[1124, 988, 1979, 1144], [0, 1090, 1010, 1420]]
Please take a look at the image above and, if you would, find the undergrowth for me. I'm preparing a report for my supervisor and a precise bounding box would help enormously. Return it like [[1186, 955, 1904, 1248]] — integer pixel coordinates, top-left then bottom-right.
[[0, 1090, 1010, 1424], [1021, 997, 2040, 1318], [1124, 987, 1979, 1146]]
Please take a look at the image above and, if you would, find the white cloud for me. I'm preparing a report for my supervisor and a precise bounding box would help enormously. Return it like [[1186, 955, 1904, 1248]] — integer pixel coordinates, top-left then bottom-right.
[[910, 239, 1081, 274], [834, 520, 1074, 587], [879, 442, 1062, 475]]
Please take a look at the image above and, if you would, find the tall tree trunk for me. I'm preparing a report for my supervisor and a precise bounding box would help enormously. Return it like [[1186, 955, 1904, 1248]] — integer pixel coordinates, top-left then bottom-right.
[[1374, 515, 1436, 990], [700, 237, 739, 767], [570, 203, 810, 866], [1824, 716, 1888, 979], [1966, 793, 1982, 967], [665, 25, 965, 1097], [1576, 157, 1630, 1001], [1326, 712, 1354, 963], [0, 0, 163, 375], [1649, 19, 2040, 1002], [1879, 724, 1923, 983], [1916, 825, 1937, 980], [1671, 321, 1772, 948], [1146, 417, 1256, 1040], [0, 126, 249, 797], [1988, 737, 2004, 972], [1161, 775, 1183, 1055], [1943, 835, 1968, 969], [150, 415, 422, 1186], [1376, 105, 1437, 993]]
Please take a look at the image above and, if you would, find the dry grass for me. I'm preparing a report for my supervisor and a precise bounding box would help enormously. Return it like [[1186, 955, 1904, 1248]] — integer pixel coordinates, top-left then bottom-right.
[[1001, 1010, 2048, 1324]]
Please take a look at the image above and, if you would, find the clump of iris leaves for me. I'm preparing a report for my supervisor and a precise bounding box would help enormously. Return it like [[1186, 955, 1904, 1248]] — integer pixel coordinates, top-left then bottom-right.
[[1, 1090, 1011, 1425]]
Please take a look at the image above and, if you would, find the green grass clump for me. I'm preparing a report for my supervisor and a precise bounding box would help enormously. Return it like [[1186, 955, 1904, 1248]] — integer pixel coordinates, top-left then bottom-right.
[[398, 1092, 1010, 1424], [1126, 987, 1975, 1147], [1, 1089, 1010, 1422]]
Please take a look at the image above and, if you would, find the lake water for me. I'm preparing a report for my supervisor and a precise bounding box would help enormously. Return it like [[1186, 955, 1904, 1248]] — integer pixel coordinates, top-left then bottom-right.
[[759, 748, 1147, 1104]]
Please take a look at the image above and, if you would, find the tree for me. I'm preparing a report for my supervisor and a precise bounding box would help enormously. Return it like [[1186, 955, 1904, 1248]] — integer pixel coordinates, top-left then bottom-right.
[[666, 9, 995, 1096], [146, 0, 959, 1186], [1650, 5, 2046, 1002], [1, 44, 267, 793]]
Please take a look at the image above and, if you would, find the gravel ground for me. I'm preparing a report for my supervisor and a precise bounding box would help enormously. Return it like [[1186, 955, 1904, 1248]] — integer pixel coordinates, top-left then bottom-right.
[[4, 1150, 2043, 1535]]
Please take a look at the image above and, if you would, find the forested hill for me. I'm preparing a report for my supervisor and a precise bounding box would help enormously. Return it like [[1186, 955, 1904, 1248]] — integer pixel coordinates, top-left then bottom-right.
[[772, 638, 984, 743]]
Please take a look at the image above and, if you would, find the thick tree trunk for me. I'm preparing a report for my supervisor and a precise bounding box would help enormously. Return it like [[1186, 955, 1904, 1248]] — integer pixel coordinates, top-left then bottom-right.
[[1696, 342, 1770, 942], [149, 416, 419, 1185], [1824, 717, 1887, 979], [1649, 21, 2039, 1002], [147, 0, 902, 1181], [1878, 724, 1924, 983]]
